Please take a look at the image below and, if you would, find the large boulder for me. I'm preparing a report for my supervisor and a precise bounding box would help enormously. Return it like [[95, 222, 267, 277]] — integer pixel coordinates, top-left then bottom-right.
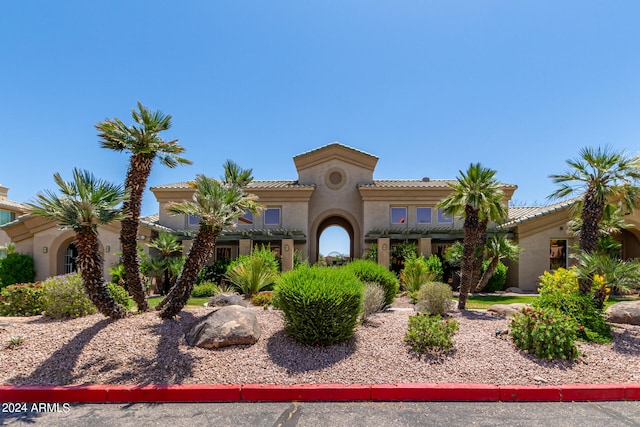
[[487, 303, 529, 317], [186, 305, 261, 349], [606, 301, 640, 325], [207, 292, 247, 308]]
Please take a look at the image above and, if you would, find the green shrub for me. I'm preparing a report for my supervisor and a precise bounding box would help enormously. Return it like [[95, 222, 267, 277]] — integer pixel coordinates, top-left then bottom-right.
[[0, 253, 36, 290], [415, 282, 454, 316], [362, 282, 386, 320], [0, 282, 45, 316], [197, 258, 231, 285], [250, 291, 273, 308], [344, 259, 399, 307], [41, 273, 97, 319], [482, 261, 508, 293], [404, 313, 459, 354], [510, 307, 580, 361], [274, 266, 364, 346], [106, 282, 132, 309], [227, 256, 278, 296], [391, 242, 418, 275], [227, 244, 280, 274], [191, 281, 222, 298], [535, 268, 611, 343], [424, 255, 444, 282], [400, 255, 435, 292]]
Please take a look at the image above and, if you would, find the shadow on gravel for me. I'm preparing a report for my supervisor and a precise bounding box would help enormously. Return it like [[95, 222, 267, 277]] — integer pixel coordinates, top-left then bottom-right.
[[105, 311, 200, 385], [457, 310, 502, 321], [9, 318, 113, 385], [266, 330, 356, 373], [611, 325, 640, 355]]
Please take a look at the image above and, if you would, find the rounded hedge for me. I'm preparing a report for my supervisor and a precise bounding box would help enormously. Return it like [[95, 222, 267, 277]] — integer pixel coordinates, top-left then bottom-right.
[[343, 259, 399, 306], [274, 266, 364, 346]]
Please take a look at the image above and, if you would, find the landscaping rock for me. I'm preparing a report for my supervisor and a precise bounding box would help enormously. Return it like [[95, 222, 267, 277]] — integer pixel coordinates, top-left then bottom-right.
[[487, 303, 528, 317], [185, 305, 261, 349], [207, 292, 247, 308], [505, 287, 525, 294], [605, 301, 640, 325]]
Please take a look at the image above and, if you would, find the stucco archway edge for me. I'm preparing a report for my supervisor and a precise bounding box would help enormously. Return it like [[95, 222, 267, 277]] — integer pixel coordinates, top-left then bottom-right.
[[310, 208, 361, 261]]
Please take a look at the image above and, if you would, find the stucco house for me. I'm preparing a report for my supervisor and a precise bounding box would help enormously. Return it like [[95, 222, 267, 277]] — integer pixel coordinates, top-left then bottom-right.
[[0, 184, 30, 253], [2, 142, 640, 291]]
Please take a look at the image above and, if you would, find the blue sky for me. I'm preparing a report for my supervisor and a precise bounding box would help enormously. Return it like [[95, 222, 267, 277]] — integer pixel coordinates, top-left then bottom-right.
[[2, 1, 640, 256]]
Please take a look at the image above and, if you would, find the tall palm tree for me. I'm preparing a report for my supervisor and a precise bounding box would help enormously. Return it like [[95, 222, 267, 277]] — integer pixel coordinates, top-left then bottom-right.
[[437, 163, 507, 309], [147, 232, 183, 295], [549, 146, 640, 294], [96, 102, 192, 312], [158, 165, 261, 319], [474, 234, 521, 292], [29, 169, 130, 319]]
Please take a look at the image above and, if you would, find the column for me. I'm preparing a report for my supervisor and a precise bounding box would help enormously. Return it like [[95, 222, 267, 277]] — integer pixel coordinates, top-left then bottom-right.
[[377, 237, 390, 270]]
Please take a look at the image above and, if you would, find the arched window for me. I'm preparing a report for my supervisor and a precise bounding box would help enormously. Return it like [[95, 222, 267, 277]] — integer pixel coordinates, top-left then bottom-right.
[[65, 243, 78, 273]]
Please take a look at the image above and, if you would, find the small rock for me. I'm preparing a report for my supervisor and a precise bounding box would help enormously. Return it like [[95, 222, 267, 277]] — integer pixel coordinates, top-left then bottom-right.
[[533, 376, 548, 383], [207, 292, 247, 308], [487, 303, 529, 317]]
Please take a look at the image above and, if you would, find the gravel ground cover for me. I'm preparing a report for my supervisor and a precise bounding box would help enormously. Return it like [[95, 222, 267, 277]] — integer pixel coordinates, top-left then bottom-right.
[[0, 303, 638, 386]]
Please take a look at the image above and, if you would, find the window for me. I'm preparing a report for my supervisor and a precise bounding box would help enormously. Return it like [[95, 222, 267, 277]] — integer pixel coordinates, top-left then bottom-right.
[[188, 214, 200, 226], [390, 207, 407, 224], [437, 209, 453, 224], [0, 210, 15, 226], [264, 208, 281, 225], [238, 210, 254, 225], [65, 243, 78, 274], [416, 207, 432, 224], [550, 239, 567, 270], [216, 247, 232, 261]]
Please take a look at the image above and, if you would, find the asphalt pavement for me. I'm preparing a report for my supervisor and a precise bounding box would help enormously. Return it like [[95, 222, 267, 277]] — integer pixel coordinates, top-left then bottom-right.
[[2, 401, 640, 427]]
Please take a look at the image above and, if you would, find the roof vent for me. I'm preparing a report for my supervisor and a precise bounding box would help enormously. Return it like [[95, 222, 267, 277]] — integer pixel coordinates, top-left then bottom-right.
[[422, 177, 430, 182]]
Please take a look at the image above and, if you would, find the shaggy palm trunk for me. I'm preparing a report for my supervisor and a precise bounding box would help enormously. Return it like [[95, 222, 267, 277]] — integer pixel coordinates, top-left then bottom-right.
[[458, 206, 480, 309], [162, 268, 171, 295], [578, 187, 605, 295], [471, 218, 488, 290], [121, 154, 153, 312], [75, 228, 130, 319], [475, 257, 499, 292], [158, 227, 218, 319]]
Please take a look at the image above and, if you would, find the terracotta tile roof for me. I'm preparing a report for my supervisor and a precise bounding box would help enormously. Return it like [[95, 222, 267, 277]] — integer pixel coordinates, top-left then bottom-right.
[[294, 142, 378, 160], [140, 214, 176, 233], [151, 180, 314, 190], [503, 198, 578, 227], [359, 179, 458, 188]]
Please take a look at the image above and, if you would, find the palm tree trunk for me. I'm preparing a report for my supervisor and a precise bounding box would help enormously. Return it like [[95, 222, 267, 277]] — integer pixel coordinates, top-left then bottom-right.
[[475, 257, 499, 292], [471, 218, 488, 289], [458, 206, 480, 309], [121, 154, 153, 312], [158, 229, 217, 319], [75, 229, 130, 319], [578, 187, 605, 295]]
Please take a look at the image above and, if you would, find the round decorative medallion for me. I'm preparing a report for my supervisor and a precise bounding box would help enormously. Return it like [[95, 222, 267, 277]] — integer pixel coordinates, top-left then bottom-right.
[[325, 168, 346, 190]]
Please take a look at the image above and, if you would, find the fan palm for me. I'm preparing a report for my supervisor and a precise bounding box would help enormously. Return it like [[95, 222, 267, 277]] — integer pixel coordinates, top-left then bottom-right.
[[437, 163, 507, 309], [549, 146, 640, 294], [474, 235, 521, 292], [158, 165, 261, 319], [29, 169, 130, 319], [96, 102, 192, 312]]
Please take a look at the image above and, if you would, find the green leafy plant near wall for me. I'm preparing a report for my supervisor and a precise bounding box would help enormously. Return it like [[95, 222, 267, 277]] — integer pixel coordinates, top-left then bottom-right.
[[0, 282, 45, 316], [0, 253, 36, 290]]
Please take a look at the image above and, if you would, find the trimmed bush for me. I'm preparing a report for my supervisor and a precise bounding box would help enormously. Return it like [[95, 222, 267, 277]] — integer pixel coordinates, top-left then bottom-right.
[[0, 253, 36, 289], [274, 266, 364, 345], [344, 259, 399, 307], [482, 261, 508, 292], [415, 282, 454, 316], [404, 313, 459, 354], [41, 273, 97, 319], [107, 283, 132, 309], [0, 282, 45, 316], [362, 282, 386, 320], [510, 307, 580, 361]]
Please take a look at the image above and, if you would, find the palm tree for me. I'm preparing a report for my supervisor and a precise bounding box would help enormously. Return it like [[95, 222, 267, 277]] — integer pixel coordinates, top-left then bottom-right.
[[474, 235, 521, 292], [29, 169, 130, 319], [96, 102, 192, 312], [158, 165, 261, 319], [549, 146, 640, 294], [147, 232, 183, 295], [437, 163, 507, 309]]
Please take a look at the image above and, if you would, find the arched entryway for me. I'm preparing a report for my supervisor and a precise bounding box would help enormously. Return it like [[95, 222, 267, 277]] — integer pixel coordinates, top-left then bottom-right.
[[315, 216, 355, 263]]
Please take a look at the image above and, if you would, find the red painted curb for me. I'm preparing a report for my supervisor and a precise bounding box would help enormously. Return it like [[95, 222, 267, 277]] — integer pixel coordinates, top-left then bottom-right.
[[105, 384, 242, 403], [241, 384, 371, 401], [560, 384, 626, 401], [370, 383, 500, 401], [0, 385, 107, 403], [499, 386, 562, 402], [624, 384, 640, 400]]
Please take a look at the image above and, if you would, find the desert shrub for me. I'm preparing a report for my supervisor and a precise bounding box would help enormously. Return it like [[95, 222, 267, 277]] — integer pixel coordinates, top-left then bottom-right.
[[106, 283, 132, 309], [424, 255, 444, 282], [404, 313, 459, 354], [481, 261, 508, 293], [191, 281, 223, 298], [227, 256, 278, 296], [0, 282, 45, 316], [250, 291, 273, 308], [414, 282, 454, 316], [400, 255, 435, 292], [0, 253, 36, 289], [41, 273, 97, 319], [362, 282, 386, 320], [274, 266, 364, 345], [344, 259, 399, 307], [535, 268, 611, 343], [197, 258, 231, 285], [510, 307, 580, 361], [227, 244, 280, 274]]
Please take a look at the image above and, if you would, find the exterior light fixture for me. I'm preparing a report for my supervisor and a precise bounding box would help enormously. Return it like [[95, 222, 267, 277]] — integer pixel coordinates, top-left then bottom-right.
[[43, 246, 48, 253], [382, 244, 388, 250], [105, 246, 110, 252], [284, 244, 290, 251]]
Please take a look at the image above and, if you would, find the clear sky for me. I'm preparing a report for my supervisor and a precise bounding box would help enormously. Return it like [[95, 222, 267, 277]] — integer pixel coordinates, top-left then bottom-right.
[[2, 1, 640, 256]]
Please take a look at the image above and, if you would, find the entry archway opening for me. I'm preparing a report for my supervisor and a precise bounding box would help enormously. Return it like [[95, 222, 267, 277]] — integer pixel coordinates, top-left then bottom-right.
[[315, 216, 355, 264]]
